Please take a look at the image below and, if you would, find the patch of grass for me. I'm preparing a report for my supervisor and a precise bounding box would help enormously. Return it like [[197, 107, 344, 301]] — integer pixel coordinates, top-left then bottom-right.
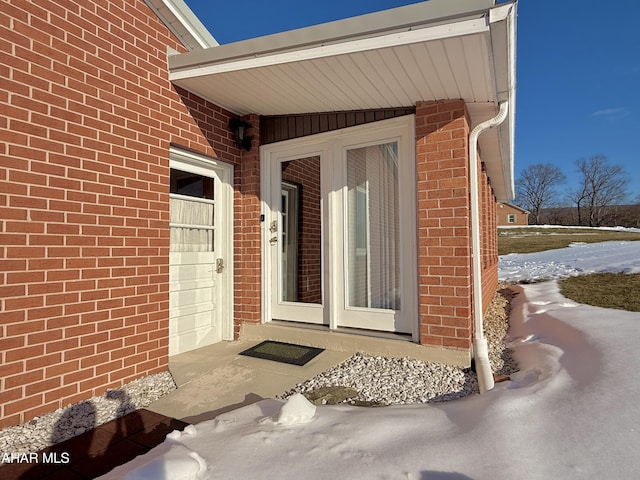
[[559, 273, 640, 312], [498, 228, 640, 255]]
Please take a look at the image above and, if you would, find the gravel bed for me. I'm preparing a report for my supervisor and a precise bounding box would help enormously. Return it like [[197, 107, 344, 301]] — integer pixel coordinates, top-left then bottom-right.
[[0, 372, 176, 459], [1, 286, 518, 457], [282, 285, 518, 406]]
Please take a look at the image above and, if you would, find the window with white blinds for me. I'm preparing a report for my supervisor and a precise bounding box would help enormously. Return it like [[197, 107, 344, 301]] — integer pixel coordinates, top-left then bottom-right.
[[346, 142, 400, 310]]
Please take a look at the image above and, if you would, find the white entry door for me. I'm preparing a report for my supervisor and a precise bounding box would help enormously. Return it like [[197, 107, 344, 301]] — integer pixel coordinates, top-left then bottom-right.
[[169, 148, 233, 355], [262, 117, 417, 338], [265, 146, 328, 326]]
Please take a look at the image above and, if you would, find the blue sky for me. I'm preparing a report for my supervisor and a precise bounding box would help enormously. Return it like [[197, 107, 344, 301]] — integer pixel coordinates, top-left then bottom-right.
[[184, 0, 640, 203]]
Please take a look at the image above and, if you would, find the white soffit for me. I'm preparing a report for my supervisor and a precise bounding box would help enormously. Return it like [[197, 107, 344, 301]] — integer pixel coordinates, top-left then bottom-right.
[[166, 0, 516, 199], [169, 19, 493, 115]]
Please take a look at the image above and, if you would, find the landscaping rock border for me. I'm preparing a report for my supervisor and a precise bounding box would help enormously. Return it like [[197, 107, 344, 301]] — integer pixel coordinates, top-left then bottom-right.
[[281, 285, 518, 406]]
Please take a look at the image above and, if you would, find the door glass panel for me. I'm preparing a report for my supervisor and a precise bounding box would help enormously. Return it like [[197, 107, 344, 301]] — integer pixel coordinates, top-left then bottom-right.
[[170, 169, 214, 199], [346, 142, 400, 310], [280, 156, 322, 304], [170, 169, 216, 252]]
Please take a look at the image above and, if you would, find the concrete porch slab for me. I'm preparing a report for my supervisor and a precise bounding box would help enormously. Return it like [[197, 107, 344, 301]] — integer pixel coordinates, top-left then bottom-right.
[[146, 339, 351, 424], [242, 322, 470, 367], [147, 323, 470, 425]]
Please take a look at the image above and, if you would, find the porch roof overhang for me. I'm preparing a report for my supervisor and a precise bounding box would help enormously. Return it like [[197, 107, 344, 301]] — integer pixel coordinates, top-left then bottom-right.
[[168, 0, 517, 201]]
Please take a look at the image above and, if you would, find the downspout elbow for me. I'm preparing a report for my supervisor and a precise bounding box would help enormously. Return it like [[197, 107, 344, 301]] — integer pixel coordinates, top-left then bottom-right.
[[469, 101, 509, 394]]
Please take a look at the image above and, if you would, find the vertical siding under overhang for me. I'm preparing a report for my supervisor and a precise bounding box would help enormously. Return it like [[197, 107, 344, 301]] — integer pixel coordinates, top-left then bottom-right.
[[260, 107, 416, 144]]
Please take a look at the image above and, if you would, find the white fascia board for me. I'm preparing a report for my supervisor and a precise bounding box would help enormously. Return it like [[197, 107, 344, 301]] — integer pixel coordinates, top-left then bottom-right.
[[488, 1, 517, 200], [163, 0, 219, 48], [145, 0, 218, 50], [169, 17, 489, 80], [489, 3, 513, 23]]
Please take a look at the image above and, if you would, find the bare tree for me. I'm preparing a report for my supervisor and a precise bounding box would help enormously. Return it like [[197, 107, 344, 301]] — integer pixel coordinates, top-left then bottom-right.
[[567, 181, 589, 225], [515, 163, 566, 224], [574, 155, 629, 227]]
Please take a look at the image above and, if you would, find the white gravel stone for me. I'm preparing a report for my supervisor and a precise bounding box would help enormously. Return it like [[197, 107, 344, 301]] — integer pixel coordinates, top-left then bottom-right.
[[281, 352, 479, 405], [0, 371, 176, 460], [281, 286, 518, 406]]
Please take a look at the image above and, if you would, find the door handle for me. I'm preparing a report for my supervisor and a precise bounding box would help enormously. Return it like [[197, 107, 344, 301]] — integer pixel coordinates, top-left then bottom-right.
[[269, 236, 278, 245], [216, 258, 224, 273]]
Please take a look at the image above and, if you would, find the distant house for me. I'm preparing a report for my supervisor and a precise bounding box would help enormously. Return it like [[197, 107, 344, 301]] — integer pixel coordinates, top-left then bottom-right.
[[1, 0, 516, 428], [497, 203, 530, 226]]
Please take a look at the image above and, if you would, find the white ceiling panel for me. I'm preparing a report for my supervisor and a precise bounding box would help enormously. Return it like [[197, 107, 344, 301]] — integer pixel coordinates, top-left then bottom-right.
[[407, 42, 446, 100], [172, 32, 495, 116]]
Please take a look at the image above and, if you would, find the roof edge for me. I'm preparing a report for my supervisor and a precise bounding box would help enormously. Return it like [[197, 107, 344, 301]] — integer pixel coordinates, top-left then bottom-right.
[[169, 0, 495, 69], [489, 1, 517, 201], [499, 202, 529, 214], [144, 0, 218, 50]]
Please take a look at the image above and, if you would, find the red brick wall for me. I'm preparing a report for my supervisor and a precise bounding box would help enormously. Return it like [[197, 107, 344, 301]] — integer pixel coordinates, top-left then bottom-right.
[[415, 100, 472, 350], [415, 100, 500, 351], [479, 163, 499, 313], [233, 113, 261, 338], [0, 0, 247, 428]]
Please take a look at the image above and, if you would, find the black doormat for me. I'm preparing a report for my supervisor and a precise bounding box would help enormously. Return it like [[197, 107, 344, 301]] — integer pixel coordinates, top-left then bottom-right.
[[239, 340, 324, 366]]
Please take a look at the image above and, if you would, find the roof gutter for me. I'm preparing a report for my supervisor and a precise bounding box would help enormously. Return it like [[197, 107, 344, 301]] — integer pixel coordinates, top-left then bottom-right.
[[470, 100, 509, 394]]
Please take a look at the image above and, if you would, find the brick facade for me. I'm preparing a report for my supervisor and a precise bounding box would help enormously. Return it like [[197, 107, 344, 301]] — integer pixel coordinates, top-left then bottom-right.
[[415, 100, 499, 350], [415, 100, 472, 349], [1, 2, 502, 428], [0, 0, 250, 428], [232, 113, 261, 338], [480, 165, 499, 313]]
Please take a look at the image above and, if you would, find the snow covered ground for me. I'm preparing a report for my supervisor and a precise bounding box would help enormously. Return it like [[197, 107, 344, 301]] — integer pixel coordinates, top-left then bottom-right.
[[100, 238, 640, 480], [499, 241, 640, 282]]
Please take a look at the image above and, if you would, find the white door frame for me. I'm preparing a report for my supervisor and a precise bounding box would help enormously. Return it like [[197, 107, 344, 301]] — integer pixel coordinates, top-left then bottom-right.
[[169, 147, 234, 343], [262, 143, 330, 325], [260, 116, 418, 341]]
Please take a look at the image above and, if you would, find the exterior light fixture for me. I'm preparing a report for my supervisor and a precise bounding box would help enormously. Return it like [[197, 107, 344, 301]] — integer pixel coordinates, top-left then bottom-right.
[[229, 118, 253, 151]]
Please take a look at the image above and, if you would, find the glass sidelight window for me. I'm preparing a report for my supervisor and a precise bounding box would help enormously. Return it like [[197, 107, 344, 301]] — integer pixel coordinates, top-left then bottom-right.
[[346, 142, 400, 310]]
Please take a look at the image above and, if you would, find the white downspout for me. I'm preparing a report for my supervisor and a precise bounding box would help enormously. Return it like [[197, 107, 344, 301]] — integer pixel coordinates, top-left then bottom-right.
[[469, 101, 509, 394]]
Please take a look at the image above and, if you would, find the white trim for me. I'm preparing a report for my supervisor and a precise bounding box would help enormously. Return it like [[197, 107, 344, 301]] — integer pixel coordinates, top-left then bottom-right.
[[265, 145, 328, 325], [170, 146, 226, 177], [169, 222, 216, 231], [169, 192, 216, 206], [489, 3, 513, 23], [169, 18, 488, 80], [144, 0, 218, 50]]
